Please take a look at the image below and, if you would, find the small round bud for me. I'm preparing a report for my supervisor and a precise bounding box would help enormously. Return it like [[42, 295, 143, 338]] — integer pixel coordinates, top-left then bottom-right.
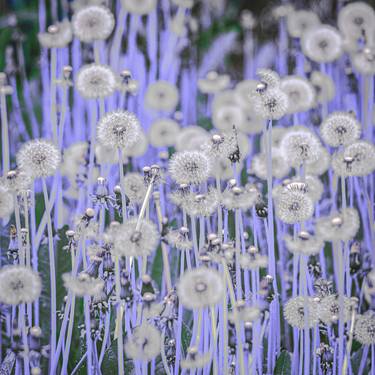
[[48, 25, 59, 34], [66, 230, 75, 238], [30, 326, 42, 337], [113, 185, 122, 194], [248, 246, 258, 254], [85, 208, 95, 218]]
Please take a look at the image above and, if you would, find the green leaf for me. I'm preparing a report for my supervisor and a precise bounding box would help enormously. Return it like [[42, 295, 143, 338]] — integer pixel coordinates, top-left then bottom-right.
[[274, 350, 292, 375]]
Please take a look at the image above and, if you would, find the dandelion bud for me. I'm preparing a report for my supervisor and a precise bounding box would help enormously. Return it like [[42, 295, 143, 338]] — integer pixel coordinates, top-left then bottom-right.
[[248, 246, 258, 254], [66, 230, 75, 238], [331, 216, 343, 226], [113, 185, 122, 195], [63, 65, 72, 79], [85, 208, 95, 219], [120, 69, 132, 81], [298, 231, 310, 240], [31, 368, 42, 375], [47, 25, 59, 34]]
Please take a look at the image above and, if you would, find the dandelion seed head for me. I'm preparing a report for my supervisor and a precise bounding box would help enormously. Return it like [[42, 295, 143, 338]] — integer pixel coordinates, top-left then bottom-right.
[[275, 189, 314, 224], [320, 111, 361, 147], [181, 348, 211, 369], [280, 129, 321, 167], [177, 267, 224, 309], [122, 172, 146, 205], [123, 130, 148, 158], [113, 218, 159, 258], [0, 266, 42, 305], [145, 81, 179, 112], [182, 189, 219, 217], [148, 118, 180, 148], [97, 110, 141, 150], [198, 71, 230, 94], [0, 185, 14, 218], [284, 296, 319, 329], [351, 47, 375, 75], [284, 232, 323, 256], [280, 76, 316, 114], [301, 25, 343, 63], [256, 69, 281, 90], [125, 323, 161, 361], [38, 19, 72, 48], [72, 5, 114, 42], [355, 312, 375, 345], [310, 71, 335, 104], [316, 208, 360, 242], [169, 150, 211, 185], [286, 10, 320, 38], [63, 272, 104, 296], [16, 139, 60, 179], [318, 294, 352, 325], [221, 184, 259, 210], [252, 88, 288, 120], [165, 227, 193, 251], [305, 146, 331, 176], [76, 64, 116, 99], [2, 169, 32, 193], [251, 149, 290, 180]]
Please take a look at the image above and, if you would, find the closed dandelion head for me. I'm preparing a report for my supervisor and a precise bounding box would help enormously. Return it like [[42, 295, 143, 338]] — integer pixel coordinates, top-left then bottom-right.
[[318, 294, 352, 325], [316, 208, 360, 242], [354, 311, 375, 345], [125, 323, 161, 361], [181, 347, 211, 369], [62, 272, 104, 297], [177, 267, 224, 309], [252, 88, 288, 120], [169, 150, 211, 185], [284, 231, 323, 256], [16, 139, 60, 179], [0, 266, 42, 305], [332, 141, 375, 177], [122, 172, 146, 205], [284, 296, 319, 329], [280, 129, 321, 167], [301, 25, 343, 63], [120, 0, 157, 15], [351, 47, 375, 75], [251, 149, 290, 180], [145, 81, 179, 112], [148, 118, 180, 148], [72, 5, 114, 42], [338, 2, 375, 39], [76, 64, 116, 99], [38, 19, 72, 48], [310, 71, 335, 104], [275, 188, 314, 224], [97, 110, 141, 150], [113, 218, 159, 258], [0, 185, 14, 218], [197, 71, 230, 94], [320, 111, 361, 147], [280, 76, 315, 114], [286, 10, 320, 38]]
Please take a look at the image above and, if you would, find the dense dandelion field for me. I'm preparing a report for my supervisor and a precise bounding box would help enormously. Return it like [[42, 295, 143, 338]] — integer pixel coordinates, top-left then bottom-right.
[[0, 0, 375, 374]]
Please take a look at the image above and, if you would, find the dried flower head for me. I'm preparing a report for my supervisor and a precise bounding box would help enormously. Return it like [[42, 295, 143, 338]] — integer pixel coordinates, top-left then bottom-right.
[[72, 5, 114, 42], [97, 110, 141, 150], [169, 150, 211, 185], [16, 139, 60, 179], [76, 64, 116, 99], [177, 267, 224, 309], [0, 266, 42, 305]]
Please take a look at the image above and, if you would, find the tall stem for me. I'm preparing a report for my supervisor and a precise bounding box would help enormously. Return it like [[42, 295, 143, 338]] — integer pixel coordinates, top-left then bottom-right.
[[1, 91, 10, 173], [50, 48, 58, 144]]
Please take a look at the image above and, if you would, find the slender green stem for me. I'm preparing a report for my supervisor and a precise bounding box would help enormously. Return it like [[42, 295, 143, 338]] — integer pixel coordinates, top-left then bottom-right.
[[210, 306, 218, 375], [50, 48, 58, 144], [1, 91, 10, 173]]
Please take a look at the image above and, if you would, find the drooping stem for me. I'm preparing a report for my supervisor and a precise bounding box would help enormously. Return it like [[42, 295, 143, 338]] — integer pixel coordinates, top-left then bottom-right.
[[42, 178, 57, 361]]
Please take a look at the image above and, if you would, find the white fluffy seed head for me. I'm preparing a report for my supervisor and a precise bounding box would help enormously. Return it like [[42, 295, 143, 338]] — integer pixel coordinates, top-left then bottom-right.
[[0, 266, 42, 305], [286, 10, 320, 38], [97, 110, 141, 150], [280, 76, 316, 114], [355, 312, 375, 345], [284, 296, 319, 329], [0, 185, 14, 218], [177, 267, 224, 309], [148, 118, 180, 148], [62, 272, 104, 297], [145, 81, 179, 112], [122, 172, 146, 204], [320, 111, 361, 147], [120, 0, 157, 15], [252, 88, 288, 120], [301, 25, 343, 63], [76, 64, 116, 99], [72, 5, 115, 43], [16, 139, 60, 179], [38, 19, 72, 48], [169, 150, 211, 185], [275, 189, 314, 224]]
